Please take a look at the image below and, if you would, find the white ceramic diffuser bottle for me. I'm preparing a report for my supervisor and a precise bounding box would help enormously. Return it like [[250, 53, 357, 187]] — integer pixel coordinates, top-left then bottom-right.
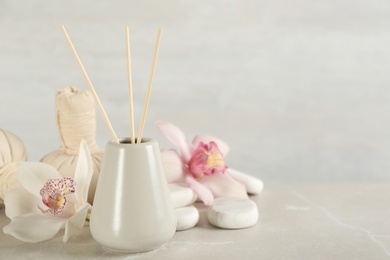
[[90, 138, 176, 253]]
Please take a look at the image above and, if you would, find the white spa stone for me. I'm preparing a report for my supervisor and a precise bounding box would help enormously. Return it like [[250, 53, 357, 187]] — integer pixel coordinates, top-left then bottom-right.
[[169, 183, 197, 208], [229, 169, 264, 195], [208, 197, 258, 229], [175, 206, 199, 231]]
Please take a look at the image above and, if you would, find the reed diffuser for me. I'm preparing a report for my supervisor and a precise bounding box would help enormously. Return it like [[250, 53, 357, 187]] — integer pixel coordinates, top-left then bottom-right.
[[62, 26, 176, 252]]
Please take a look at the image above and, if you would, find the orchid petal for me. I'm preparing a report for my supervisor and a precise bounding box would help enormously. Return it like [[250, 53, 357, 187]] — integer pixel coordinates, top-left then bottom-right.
[[201, 172, 248, 199], [161, 149, 186, 183], [192, 135, 230, 157], [155, 120, 192, 162], [63, 204, 90, 242], [72, 140, 93, 204], [57, 200, 76, 219], [3, 213, 65, 243], [4, 188, 41, 219], [185, 175, 214, 206], [18, 162, 61, 198]]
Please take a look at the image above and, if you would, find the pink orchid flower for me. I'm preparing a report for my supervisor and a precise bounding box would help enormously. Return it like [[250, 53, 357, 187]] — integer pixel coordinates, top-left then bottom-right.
[[156, 120, 248, 205]]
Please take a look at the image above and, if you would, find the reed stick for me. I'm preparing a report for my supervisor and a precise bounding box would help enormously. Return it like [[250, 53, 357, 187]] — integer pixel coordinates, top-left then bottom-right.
[[137, 27, 162, 144], [61, 25, 119, 143], [125, 26, 136, 144]]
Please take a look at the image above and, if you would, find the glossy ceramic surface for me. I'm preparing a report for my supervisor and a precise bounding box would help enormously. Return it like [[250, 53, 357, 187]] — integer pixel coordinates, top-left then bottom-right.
[[90, 138, 176, 252]]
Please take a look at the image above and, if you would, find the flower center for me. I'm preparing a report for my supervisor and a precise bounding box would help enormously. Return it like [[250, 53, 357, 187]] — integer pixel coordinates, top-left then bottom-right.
[[39, 177, 76, 215], [205, 149, 225, 169], [188, 141, 228, 178]]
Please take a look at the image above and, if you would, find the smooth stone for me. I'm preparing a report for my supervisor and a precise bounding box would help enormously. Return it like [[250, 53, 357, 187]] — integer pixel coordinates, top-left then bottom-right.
[[208, 197, 258, 229], [169, 183, 197, 208], [175, 206, 199, 231], [229, 169, 264, 195]]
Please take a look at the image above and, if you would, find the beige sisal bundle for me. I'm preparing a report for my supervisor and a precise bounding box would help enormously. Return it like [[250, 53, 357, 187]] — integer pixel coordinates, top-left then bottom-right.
[[41, 86, 103, 203], [0, 129, 27, 204]]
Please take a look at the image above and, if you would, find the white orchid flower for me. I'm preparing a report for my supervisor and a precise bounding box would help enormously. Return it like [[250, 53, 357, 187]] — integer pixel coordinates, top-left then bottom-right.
[[3, 140, 93, 243]]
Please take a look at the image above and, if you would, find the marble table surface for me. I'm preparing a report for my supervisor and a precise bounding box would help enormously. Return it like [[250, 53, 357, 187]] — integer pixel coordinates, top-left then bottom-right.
[[2, 1, 390, 259], [1, 183, 389, 260]]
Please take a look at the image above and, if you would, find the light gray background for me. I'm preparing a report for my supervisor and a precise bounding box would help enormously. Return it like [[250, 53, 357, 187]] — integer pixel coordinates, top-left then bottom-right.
[[1, 0, 390, 185]]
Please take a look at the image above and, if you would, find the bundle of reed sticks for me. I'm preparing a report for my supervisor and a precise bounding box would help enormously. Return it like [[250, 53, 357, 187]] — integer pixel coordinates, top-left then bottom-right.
[[61, 25, 162, 144]]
